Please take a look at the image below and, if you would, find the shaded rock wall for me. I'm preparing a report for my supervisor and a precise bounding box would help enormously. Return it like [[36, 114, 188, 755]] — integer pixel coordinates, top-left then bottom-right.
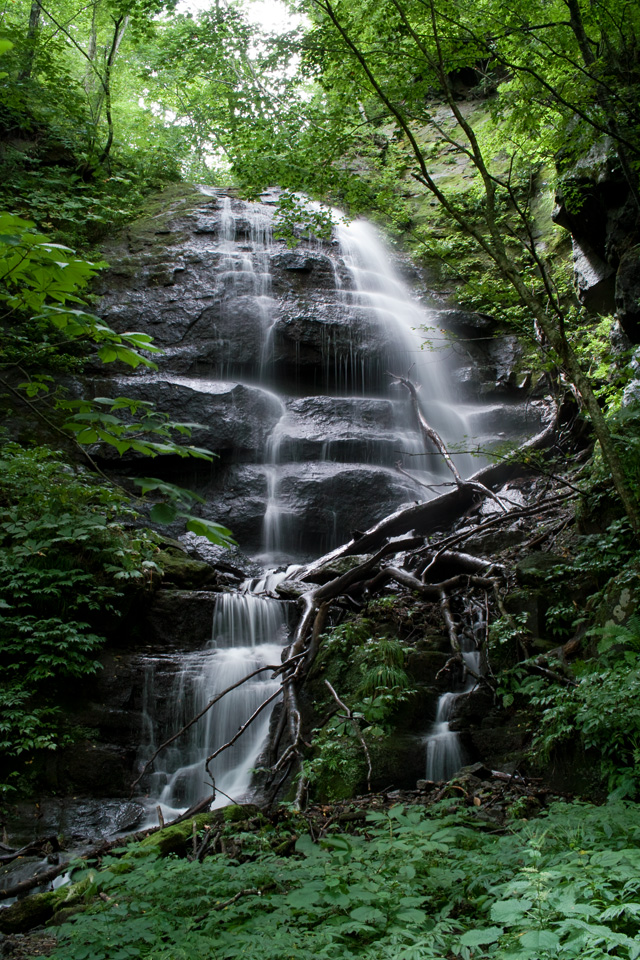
[[94, 184, 545, 561]]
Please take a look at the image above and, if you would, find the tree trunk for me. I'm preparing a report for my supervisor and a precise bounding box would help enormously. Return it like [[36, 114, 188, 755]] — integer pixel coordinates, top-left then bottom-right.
[[18, 0, 42, 81]]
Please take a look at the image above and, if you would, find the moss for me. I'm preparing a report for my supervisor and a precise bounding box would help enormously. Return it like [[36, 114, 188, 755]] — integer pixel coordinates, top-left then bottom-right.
[[0, 890, 61, 934], [515, 553, 565, 586], [156, 549, 217, 589], [223, 804, 260, 823], [137, 813, 217, 856]]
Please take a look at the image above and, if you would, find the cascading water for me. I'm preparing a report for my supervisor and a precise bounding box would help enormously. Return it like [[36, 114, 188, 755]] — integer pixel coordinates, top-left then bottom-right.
[[424, 619, 485, 780], [334, 216, 478, 480], [141, 594, 286, 819], [136, 191, 504, 813]]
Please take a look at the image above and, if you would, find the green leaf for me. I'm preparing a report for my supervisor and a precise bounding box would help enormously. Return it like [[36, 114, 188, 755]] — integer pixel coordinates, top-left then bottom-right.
[[349, 906, 386, 925], [459, 927, 503, 946], [150, 503, 178, 524], [183, 516, 236, 546], [519, 930, 560, 950], [490, 899, 534, 924]]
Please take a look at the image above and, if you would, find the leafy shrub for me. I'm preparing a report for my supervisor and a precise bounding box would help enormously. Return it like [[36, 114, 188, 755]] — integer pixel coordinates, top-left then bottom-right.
[[524, 615, 640, 799], [45, 800, 640, 960], [0, 442, 158, 798]]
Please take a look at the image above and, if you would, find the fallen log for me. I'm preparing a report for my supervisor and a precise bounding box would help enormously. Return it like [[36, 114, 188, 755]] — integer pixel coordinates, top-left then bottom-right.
[[289, 399, 559, 578]]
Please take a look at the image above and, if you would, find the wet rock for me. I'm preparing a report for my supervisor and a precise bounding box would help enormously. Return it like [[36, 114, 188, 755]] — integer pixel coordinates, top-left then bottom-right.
[[5, 799, 145, 847], [573, 237, 616, 312], [42, 743, 137, 797], [434, 309, 496, 336], [156, 550, 219, 589], [179, 534, 262, 581], [0, 891, 60, 935], [405, 650, 451, 687], [145, 589, 219, 649], [616, 244, 640, 343], [91, 376, 283, 458], [270, 300, 391, 391], [515, 552, 565, 586], [452, 334, 526, 398]]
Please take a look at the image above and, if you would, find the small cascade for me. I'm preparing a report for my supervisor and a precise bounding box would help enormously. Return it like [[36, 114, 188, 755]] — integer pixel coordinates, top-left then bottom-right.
[[425, 692, 466, 781], [424, 628, 484, 781], [141, 594, 287, 820]]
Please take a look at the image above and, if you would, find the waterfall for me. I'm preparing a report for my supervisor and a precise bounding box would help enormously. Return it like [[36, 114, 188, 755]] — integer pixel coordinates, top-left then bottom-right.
[[135, 191, 501, 813], [424, 621, 485, 781], [141, 594, 286, 820], [334, 216, 478, 480]]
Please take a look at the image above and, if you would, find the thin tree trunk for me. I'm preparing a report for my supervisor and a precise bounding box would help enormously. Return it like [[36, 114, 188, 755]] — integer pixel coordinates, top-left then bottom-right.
[[18, 0, 42, 80], [98, 15, 128, 165]]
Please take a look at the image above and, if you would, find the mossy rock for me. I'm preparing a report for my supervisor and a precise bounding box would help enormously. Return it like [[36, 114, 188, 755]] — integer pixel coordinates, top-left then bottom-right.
[[593, 563, 639, 634], [157, 550, 218, 589], [0, 889, 62, 934], [515, 553, 565, 586], [405, 649, 451, 684], [222, 803, 261, 823], [137, 813, 218, 856]]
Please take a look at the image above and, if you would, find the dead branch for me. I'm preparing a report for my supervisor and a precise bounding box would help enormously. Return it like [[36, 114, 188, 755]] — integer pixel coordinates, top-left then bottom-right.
[[213, 888, 261, 911], [439, 588, 461, 653], [131, 654, 304, 792], [390, 371, 463, 483], [205, 686, 284, 780], [395, 460, 453, 494], [0, 795, 216, 900], [363, 566, 497, 598], [288, 400, 560, 573], [390, 372, 511, 511], [419, 549, 500, 580], [414, 490, 575, 568], [325, 680, 373, 791], [302, 601, 331, 676]]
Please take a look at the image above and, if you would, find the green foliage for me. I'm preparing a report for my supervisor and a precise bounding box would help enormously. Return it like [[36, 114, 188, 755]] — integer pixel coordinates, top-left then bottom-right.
[[0, 211, 233, 544], [273, 192, 335, 247], [45, 800, 640, 959], [524, 616, 640, 799], [0, 212, 157, 374], [0, 442, 158, 796], [306, 620, 415, 797]]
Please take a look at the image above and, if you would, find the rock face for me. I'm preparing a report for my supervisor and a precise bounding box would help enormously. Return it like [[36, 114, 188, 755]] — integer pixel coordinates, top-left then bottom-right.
[[616, 245, 640, 342], [553, 138, 640, 338], [95, 184, 545, 561]]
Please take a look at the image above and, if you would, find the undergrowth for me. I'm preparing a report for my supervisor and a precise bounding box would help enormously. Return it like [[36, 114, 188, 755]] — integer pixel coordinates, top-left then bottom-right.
[[0, 442, 159, 801], [43, 799, 640, 960]]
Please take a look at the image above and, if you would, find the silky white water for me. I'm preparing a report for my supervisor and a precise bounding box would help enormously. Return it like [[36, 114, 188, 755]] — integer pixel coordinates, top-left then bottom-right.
[[424, 631, 484, 780], [141, 594, 286, 821], [141, 194, 494, 813], [335, 216, 478, 479]]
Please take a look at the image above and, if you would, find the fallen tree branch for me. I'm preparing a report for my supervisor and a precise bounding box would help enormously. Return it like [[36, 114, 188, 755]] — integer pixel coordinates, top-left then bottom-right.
[[213, 887, 262, 911], [205, 686, 284, 781], [390, 372, 510, 512], [439, 587, 460, 654], [325, 680, 373, 792], [414, 490, 575, 569], [0, 795, 215, 901], [132, 654, 304, 792], [290, 399, 560, 570]]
